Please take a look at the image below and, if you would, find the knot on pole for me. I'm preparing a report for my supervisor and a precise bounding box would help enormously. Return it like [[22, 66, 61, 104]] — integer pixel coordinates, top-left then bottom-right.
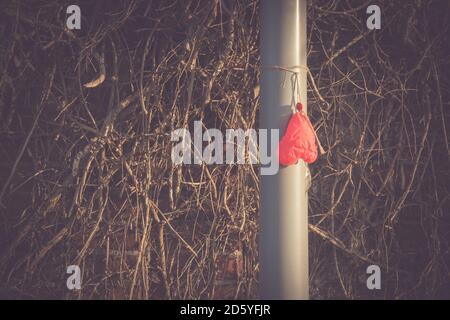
[[260, 64, 309, 74]]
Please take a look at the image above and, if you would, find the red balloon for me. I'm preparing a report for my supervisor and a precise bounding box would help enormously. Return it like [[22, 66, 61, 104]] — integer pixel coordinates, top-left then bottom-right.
[[279, 103, 318, 165]]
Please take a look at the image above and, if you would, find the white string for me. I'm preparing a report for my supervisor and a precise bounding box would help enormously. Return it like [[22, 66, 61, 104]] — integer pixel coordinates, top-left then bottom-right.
[[290, 72, 302, 114], [260, 65, 306, 115]]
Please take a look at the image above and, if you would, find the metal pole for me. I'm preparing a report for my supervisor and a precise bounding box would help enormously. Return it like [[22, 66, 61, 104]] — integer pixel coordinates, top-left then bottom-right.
[[260, 0, 309, 299]]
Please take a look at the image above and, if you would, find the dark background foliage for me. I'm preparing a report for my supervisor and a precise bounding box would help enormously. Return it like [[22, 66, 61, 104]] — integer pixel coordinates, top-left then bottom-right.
[[0, 0, 448, 299]]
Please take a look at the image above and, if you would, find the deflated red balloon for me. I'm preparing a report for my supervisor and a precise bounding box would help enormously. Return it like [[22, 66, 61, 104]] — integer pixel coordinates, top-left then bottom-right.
[[279, 103, 318, 165]]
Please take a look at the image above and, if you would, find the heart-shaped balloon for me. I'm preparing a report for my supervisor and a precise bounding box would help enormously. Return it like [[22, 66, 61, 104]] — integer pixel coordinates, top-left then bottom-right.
[[279, 103, 318, 165]]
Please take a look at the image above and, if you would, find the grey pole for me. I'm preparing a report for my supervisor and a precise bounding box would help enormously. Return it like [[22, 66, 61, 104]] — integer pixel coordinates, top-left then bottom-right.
[[260, 0, 309, 299]]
